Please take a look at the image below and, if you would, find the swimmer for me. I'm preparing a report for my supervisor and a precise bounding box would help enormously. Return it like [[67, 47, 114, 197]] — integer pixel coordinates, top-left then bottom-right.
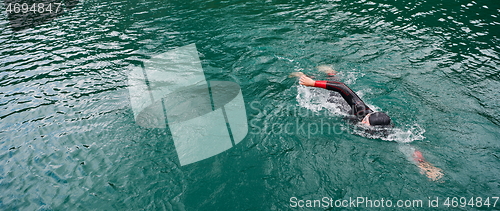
[[294, 67, 444, 181], [295, 70, 391, 126]]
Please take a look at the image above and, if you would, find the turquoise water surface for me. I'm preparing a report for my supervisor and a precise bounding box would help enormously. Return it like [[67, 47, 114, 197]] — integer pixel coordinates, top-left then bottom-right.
[[1, 0, 499, 210]]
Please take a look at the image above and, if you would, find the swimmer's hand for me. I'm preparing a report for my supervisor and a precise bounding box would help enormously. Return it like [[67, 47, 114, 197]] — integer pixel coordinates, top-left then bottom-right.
[[289, 72, 306, 78], [299, 75, 315, 87], [316, 65, 337, 75], [418, 162, 444, 182]]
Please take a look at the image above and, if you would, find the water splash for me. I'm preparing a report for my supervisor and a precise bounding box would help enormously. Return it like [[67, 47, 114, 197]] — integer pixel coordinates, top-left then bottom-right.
[[338, 71, 365, 85], [352, 123, 426, 143], [296, 84, 350, 116]]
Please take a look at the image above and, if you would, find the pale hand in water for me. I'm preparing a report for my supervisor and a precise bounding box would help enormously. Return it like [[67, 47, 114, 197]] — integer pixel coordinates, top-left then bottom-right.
[[419, 162, 444, 181], [316, 65, 337, 75], [289, 72, 305, 78]]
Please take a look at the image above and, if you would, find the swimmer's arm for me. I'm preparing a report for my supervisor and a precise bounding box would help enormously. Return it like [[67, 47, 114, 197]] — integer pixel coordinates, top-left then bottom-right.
[[299, 75, 354, 103], [299, 75, 341, 90], [413, 150, 444, 181]]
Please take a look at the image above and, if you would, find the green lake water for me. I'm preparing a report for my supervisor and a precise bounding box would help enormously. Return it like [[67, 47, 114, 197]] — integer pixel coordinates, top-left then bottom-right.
[[1, 0, 499, 210]]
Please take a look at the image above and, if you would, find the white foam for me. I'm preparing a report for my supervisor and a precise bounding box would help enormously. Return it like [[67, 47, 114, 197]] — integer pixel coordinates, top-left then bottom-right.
[[352, 123, 426, 143], [296, 85, 349, 116], [338, 71, 365, 85]]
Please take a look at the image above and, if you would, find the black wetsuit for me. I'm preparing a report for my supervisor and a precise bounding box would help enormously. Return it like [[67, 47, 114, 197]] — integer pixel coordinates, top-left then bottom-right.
[[314, 80, 373, 119]]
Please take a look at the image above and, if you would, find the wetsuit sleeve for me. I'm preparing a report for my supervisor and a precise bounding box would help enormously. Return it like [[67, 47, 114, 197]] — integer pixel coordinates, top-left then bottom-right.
[[314, 81, 373, 117]]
